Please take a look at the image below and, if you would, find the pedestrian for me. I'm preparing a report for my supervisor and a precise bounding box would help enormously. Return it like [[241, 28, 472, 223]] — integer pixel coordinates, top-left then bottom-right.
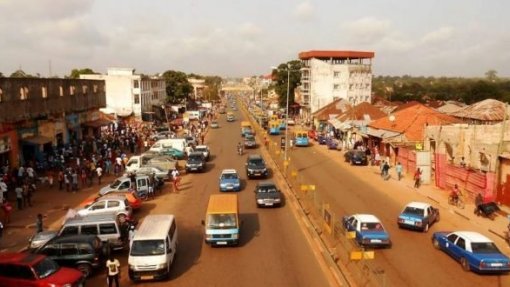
[[47, 171, 54, 188], [413, 168, 422, 189], [147, 178, 154, 199], [105, 254, 120, 287], [1, 200, 12, 223], [382, 161, 390, 180], [58, 170, 64, 190], [81, 168, 87, 188], [395, 162, 403, 181], [27, 183, 35, 207], [35, 213, 43, 233], [379, 161, 386, 178], [71, 170, 78, 191], [64, 172, 71, 192], [128, 225, 136, 245], [0, 220, 3, 239], [171, 169, 180, 192], [15, 184, 23, 210], [96, 166, 103, 185], [0, 179, 6, 203]]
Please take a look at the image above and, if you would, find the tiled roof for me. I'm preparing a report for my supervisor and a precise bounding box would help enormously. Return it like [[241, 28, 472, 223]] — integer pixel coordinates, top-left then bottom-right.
[[449, 99, 507, 122], [336, 102, 386, 122], [369, 103, 461, 141], [313, 98, 352, 120]]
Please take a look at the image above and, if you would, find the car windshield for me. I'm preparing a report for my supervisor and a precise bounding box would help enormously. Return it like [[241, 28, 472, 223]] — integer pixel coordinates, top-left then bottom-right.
[[110, 180, 122, 188], [360, 222, 384, 231], [403, 207, 425, 216], [221, 173, 238, 180], [245, 136, 255, 141], [471, 242, 500, 254], [33, 257, 60, 279], [257, 185, 277, 193], [195, 148, 206, 153], [248, 159, 264, 167], [188, 156, 202, 163], [207, 214, 237, 229], [130, 240, 165, 256]]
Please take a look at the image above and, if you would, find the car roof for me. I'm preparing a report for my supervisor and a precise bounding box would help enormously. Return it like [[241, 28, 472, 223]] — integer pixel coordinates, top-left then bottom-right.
[[195, 145, 208, 149], [98, 194, 126, 200], [405, 202, 431, 209], [257, 181, 276, 187], [48, 234, 99, 244], [353, 214, 381, 223], [248, 154, 263, 160], [453, 231, 492, 242], [189, 152, 204, 156], [0, 252, 44, 264], [221, 169, 238, 174], [64, 213, 117, 225]]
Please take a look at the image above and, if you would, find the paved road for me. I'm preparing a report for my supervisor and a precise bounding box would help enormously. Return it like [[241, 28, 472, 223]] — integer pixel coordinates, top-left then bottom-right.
[[86, 109, 332, 286], [285, 137, 510, 287]]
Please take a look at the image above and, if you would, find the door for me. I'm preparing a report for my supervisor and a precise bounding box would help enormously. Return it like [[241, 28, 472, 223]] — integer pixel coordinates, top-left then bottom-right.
[[137, 178, 148, 192]]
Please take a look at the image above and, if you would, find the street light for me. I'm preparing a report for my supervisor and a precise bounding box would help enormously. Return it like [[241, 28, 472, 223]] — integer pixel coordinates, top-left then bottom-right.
[[271, 64, 293, 162]]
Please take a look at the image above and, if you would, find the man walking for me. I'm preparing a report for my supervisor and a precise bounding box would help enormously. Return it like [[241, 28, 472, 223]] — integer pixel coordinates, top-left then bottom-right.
[[106, 254, 120, 287], [171, 169, 180, 192], [35, 213, 43, 233], [96, 166, 103, 185], [15, 184, 23, 210], [413, 168, 422, 189], [395, 162, 403, 181]]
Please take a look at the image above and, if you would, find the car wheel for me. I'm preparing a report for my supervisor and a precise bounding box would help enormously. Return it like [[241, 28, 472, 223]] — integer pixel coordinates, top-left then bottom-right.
[[460, 257, 470, 272], [423, 223, 429, 233], [77, 263, 92, 278], [432, 238, 440, 250]]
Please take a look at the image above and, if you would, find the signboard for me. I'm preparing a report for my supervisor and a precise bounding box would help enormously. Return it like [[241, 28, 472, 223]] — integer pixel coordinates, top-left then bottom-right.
[[415, 142, 423, 151]]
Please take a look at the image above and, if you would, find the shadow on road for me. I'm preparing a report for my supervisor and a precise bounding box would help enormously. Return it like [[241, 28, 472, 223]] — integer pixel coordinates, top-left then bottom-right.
[[239, 212, 259, 247], [170, 224, 203, 279]]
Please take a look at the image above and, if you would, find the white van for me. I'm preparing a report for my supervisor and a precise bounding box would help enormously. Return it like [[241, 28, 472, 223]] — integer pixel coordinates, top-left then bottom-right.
[[128, 214, 178, 282], [186, 110, 200, 120], [149, 138, 186, 153]]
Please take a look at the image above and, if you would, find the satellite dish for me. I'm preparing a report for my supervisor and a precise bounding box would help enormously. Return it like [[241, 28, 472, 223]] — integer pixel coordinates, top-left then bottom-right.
[[389, 115, 395, 122]]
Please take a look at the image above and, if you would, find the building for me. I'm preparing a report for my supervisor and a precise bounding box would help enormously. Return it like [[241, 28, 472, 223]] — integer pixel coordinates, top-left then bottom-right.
[[298, 50, 375, 121], [0, 77, 106, 167], [188, 78, 206, 100], [81, 68, 166, 118]]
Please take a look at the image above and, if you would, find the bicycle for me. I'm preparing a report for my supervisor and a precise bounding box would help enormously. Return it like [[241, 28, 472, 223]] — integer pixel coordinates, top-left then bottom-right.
[[448, 193, 465, 209]]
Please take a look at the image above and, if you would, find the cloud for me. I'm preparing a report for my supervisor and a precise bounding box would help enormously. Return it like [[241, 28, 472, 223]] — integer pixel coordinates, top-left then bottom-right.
[[294, 1, 315, 21], [420, 26, 455, 45], [341, 17, 392, 45], [238, 22, 263, 39]]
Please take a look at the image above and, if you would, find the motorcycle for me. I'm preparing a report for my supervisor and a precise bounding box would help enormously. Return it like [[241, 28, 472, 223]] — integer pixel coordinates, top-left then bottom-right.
[[237, 146, 243, 156], [474, 201, 499, 220]]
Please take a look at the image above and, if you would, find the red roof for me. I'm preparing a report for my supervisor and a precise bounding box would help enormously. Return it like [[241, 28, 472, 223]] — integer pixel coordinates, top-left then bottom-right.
[[337, 102, 386, 121], [369, 103, 461, 141], [299, 50, 375, 60]]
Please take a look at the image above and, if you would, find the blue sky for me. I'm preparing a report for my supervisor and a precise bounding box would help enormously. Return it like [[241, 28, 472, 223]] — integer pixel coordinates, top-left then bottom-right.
[[0, 0, 508, 78]]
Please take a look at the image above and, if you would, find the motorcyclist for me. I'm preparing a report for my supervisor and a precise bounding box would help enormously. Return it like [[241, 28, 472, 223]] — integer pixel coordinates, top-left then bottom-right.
[[237, 142, 243, 155]]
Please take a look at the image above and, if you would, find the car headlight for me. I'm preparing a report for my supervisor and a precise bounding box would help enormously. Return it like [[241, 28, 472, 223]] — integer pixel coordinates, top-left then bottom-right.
[[234, 182, 240, 186], [274, 198, 281, 202], [257, 199, 264, 203], [62, 284, 72, 287], [232, 233, 239, 239], [247, 169, 254, 173], [129, 264, 135, 270], [220, 183, 227, 187], [157, 263, 168, 270]]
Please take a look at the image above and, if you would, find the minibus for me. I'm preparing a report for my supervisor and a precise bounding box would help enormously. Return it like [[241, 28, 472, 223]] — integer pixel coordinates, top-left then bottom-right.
[[202, 194, 240, 246]]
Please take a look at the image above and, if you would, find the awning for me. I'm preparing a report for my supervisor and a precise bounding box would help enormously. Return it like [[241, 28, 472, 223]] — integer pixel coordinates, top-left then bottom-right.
[[22, 135, 52, 145], [82, 119, 112, 128], [328, 118, 343, 129], [363, 127, 400, 139]]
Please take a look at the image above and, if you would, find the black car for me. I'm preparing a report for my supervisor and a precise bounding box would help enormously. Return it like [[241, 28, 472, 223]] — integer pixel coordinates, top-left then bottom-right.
[[246, 154, 269, 179], [344, 150, 368, 166], [244, 134, 257, 149], [186, 151, 206, 172], [255, 181, 283, 207], [32, 234, 106, 278]]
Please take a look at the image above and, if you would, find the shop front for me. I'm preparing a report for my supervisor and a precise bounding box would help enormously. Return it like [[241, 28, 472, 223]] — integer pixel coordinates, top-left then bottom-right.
[[81, 111, 112, 138], [66, 113, 81, 145], [0, 130, 18, 168]]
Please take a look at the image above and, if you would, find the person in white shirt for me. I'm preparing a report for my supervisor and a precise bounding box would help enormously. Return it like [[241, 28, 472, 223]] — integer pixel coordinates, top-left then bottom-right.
[[0, 179, 7, 203], [96, 166, 103, 184], [106, 255, 120, 287]]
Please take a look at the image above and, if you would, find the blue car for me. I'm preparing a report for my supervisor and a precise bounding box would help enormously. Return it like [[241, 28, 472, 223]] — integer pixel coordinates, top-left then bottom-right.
[[432, 231, 510, 273], [219, 169, 241, 192], [318, 134, 327, 145], [397, 202, 440, 232], [343, 214, 391, 248]]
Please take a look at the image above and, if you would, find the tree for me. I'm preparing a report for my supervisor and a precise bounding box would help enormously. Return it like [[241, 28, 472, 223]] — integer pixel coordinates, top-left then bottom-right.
[[68, 68, 97, 79], [271, 60, 302, 108], [485, 70, 498, 82], [0, 72, 4, 78], [203, 76, 223, 101], [10, 69, 33, 78], [162, 70, 193, 104]]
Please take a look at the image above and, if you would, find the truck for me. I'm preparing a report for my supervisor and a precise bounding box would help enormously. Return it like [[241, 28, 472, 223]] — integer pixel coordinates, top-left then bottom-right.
[[125, 153, 177, 173]]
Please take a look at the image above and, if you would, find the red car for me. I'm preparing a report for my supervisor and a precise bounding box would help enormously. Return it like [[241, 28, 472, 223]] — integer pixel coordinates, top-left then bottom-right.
[[0, 252, 85, 287], [307, 130, 317, 141]]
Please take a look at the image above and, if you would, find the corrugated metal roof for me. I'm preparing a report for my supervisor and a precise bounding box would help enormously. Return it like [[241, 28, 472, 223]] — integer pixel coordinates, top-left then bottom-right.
[[449, 99, 507, 122]]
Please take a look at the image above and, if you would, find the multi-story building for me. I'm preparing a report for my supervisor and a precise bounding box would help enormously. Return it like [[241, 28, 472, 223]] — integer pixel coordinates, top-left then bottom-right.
[[81, 68, 166, 118], [188, 78, 205, 100], [298, 50, 375, 120], [0, 77, 106, 167]]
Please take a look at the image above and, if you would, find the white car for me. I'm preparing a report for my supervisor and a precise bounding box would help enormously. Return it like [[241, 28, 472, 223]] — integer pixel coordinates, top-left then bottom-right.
[[77, 197, 132, 221], [287, 119, 296, 126], [195, 145, 210, 161]]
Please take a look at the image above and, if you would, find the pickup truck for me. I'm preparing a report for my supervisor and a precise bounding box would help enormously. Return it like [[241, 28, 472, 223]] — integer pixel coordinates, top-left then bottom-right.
[[397, 201, 440, 232], [125, 153, 177, 173]]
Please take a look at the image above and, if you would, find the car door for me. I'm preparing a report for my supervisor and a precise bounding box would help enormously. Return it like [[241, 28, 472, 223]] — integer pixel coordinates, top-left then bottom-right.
[[39, 243, 61, 263], [106, 200, 120, 214], [450, 236, 467, 260], [137, 177, 148, 193], [60, 243, 79, 267]]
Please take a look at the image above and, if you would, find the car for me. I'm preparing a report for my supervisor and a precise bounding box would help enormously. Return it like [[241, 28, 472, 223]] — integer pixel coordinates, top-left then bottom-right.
[[159, 147, 185, 160], [344, 150, 368, 166], [308, 130, 317, 140], [227, 114, 235, 122], [131, 165, 169, 181], [0, 252, 85, 286], [254, 181, 283, 207], [76, 196, 133, 221], [210, 120, 219, 128], [287, 119, 295, 126], [183, 136, 198, 147], [245, 154, 268, 179], [83, 191, 143, 211], [152, 131, 175, 141], [398, 202, 440, 232], [28, 231, 59, 250], [432, 231, 510, 273], [342, 214, 391, 248], [32, 235, 107, 278], [326, 138, 338, 149], [244, 134, 257, 149], [185, 152, 206, 172], [194, 145, 210, 161], [219, 169, 241, 191], [317, 134, 327, 145]]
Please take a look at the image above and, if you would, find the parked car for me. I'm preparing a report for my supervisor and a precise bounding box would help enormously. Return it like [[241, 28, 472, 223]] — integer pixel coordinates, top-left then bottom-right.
[[254, 181, 283, 207], [432, 231, 510, 273], [0, 252, 85, 286], [308, 130, 317, 141], [344, 150, 368, 166], [99, 175, 149, 196], [159, 147, 185, 160], [130, 165, 169, 181], [194, 145, 210, 161], [317, 134, 327, 145], [210, 120, 219, 128], [219, 169, 241, 191], [28, 231, 59, 250], [245, 154, 268, 179], [244, 134, 257, 149], [326, 138, 338, 149], [342, 214, 391, 248], [76, 196, 133, 221], [32, 235, 107, 278], [286, 119, 296, 126], [83, 191, 143, 211], [398, 202, 440, 232], [152, 131, 175, 141], [186, 152, 206, 172]]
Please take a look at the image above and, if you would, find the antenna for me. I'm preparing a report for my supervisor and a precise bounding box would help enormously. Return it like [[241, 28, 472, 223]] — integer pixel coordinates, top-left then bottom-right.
[[49, 60, 52, 77]]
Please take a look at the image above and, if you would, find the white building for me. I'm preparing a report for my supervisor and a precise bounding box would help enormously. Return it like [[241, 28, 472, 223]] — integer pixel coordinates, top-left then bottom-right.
[[81, 68, 166, 118], [299, 50, 374, 119], [188, 78, 205, 100]]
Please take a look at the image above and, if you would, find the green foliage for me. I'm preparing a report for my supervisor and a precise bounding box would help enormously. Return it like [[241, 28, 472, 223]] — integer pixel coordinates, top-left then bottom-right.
[[68, 68, 96, 79], [10, 69, 33, 78], [271, 60, 302, 107], [162, 70, 193, 104], [0, 72, 3, 78], [203, 76, 222, 101], [373, 73, 510, 104]]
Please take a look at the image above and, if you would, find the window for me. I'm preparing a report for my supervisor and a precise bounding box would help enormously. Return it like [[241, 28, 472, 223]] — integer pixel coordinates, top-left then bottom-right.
[[41, 86, 48, 98], [334, 72, 340, 78], [99, 223, 117, 235], [20, 87, 28, 100], [93, 85, 98, 93], [60, 243, 78, 256], [90, 201, 106, 211], [69, 86, 75, 96], [107, 201, 120, 208], [81, 225, 98, 235], [134, 94, 140, 104], [78, 243, 93, 255], [333, 84, 339, 90], [40, 244, 60, 256], [134, 80, 139, 88], [60, 226, 79, 236], [15, 265, 35, 280], [59, 86, 64, 97], [447, 234, 458, 243], [82, 85, 88, 95], [455, 237, 466, 250]]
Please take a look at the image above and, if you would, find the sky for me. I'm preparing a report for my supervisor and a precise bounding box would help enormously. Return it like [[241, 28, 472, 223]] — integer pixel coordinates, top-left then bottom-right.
[[1, 0, 509, 78]]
